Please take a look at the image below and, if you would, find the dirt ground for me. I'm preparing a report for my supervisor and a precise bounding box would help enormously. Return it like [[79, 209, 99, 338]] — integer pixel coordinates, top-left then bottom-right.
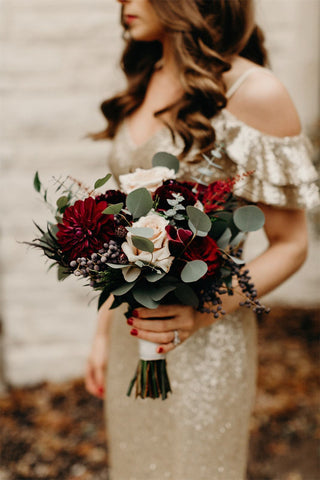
[[0, 307, 319, 480]]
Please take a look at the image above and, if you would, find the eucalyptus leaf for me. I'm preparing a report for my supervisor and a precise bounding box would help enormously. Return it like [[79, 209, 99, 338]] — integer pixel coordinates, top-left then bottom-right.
[[181, 260, 208, 283], [56, 196, 69, 210], [94, 173, 112, 189], [112, 281, 136, 296], [145, 272, 166, 282], [132, 286, 159, 309], [122, 266, 141, 282], [216, 228, 232, 249], [230, 232, 246, 248], [229, 255, 245, 265], [135, 260, 145, 268], [188, 221, 208, 237], [152, 151, 180, 173], [57, 265, 69, 281], [233, 205, 265, 232], [33, 171, 41, 192], [126, 188, 153, 219], [186, 206, 211, 234], [126, 227, 154, 238], [132, 235, 154, 253], [220, 267, 232, 278], [175, 284, 199, 308], [150, 284, 177, 301], [102, 203, 123, 215], [106, 263, 130, 269], [197, 167, 214, 177]]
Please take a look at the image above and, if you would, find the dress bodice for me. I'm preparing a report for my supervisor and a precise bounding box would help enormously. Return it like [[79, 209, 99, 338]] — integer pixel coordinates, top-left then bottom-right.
[[107, 108, 319, 209]]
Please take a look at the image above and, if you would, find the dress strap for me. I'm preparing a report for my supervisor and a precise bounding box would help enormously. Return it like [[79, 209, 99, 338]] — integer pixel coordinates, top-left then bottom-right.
[[225, 67, 260, 99]]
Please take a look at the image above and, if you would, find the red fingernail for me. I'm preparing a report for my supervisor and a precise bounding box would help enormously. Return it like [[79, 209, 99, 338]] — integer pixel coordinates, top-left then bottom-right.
[[158, 347, 164, 354], [130, 328, 138, 336], [127, 317, 133, 326], [98, 386, 104, 394], [132, 309, 139, 317]]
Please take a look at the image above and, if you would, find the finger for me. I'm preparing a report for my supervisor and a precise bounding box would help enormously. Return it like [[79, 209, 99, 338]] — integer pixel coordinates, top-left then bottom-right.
[[85, 364, 100, 397], [85, 362, 104, 398], [130, 327, 188, 346], [156, 341, 180, 354], [128, 317, 185, 333], [133, 305, 181, 319]]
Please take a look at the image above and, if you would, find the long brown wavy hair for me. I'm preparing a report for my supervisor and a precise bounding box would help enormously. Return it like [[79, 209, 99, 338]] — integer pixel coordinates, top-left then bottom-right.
[[94, 0, 269, 161]]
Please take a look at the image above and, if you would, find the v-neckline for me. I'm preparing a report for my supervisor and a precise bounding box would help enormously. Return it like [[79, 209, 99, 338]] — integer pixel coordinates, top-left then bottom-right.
[[123, 119, 167, 150]]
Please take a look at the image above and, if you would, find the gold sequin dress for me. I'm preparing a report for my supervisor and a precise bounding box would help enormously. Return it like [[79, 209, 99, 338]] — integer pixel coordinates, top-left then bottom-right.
[[105, 107, 319, 480]]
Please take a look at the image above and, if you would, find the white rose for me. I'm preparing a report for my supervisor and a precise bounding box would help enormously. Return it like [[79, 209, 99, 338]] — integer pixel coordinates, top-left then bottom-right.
[[122, 214, 174, 272], [119, 166, 176, 194]]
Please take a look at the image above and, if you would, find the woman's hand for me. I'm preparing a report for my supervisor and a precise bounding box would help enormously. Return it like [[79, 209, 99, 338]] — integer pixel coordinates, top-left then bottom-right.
[[85, 334, 108, 399], [127, 304, 217, 354]]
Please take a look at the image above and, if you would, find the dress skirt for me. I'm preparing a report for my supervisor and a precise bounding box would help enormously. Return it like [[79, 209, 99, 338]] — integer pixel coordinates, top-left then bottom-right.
[[105, 305, 257, 480]]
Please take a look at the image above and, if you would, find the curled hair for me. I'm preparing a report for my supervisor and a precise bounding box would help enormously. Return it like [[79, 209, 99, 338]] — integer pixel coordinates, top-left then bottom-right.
[[94, 0, 269, 161]]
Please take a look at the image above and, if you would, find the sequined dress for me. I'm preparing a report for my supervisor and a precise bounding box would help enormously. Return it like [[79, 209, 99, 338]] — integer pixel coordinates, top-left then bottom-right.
[[104, 104, 318, 480]]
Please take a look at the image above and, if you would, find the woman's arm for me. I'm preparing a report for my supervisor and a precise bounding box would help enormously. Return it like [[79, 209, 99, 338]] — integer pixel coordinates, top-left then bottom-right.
[[84, 295, 114, 398]]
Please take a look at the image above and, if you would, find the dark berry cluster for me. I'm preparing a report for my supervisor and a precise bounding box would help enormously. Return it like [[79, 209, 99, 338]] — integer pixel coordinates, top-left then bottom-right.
[[198, 278, 227, 318], [224, 248, 270, 315], [69, 240, 127, 284], [198, 247, 270, 318]]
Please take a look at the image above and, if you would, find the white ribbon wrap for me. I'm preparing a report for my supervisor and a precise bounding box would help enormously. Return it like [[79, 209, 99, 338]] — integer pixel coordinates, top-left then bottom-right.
[[138, 338, 166, 361]]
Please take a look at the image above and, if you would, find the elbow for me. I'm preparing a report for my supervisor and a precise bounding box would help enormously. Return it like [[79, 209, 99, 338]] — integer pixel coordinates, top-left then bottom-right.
[[291, 237, 308, 273]]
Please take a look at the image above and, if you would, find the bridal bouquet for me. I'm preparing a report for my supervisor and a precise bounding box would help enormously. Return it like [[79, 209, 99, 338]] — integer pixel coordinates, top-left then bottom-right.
[[26, 149, 268, 400]]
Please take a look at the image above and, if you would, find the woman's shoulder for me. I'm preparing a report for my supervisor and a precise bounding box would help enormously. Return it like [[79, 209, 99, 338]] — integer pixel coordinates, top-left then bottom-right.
[[224, 57, 301, 138]]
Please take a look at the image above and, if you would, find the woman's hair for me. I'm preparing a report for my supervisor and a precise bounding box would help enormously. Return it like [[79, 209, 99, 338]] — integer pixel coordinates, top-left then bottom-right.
[[94, 0, 268, 161]]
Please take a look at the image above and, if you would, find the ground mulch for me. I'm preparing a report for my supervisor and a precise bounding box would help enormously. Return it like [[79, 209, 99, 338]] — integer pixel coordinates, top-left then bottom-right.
[[0, 307, 319, 480]]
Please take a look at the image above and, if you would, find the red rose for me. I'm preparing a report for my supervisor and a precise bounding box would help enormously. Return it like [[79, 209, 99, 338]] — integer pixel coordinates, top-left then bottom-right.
[[56, 197, 115, 260], [95, 189, 126, 205], [154, 180, 197, 211], [183, 236, 220, 276], [202, 181, 233, 213]]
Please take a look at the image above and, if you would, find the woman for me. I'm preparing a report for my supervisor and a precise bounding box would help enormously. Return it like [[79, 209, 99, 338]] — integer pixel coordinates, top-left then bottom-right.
[[85, 1, 319, 478]]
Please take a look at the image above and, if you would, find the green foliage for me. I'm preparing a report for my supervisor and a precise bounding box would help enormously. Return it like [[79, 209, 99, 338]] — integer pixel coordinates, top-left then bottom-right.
[[233, 205, 265, 232], [56, 196, 69, 210], [33, 172, 41, 192], [132, 284, 160, 309], [57, 265, 69, 281], [216, 228, 232, 249], [94, 173, 112, 189], [102, 203, 123, 215], [186, 206, 211, 236], [152, 151, 180, 173], [126, 188, 153, 219], [112, 282, 137, 296], [174, 284, 199, 308], [126, 227, 154, 238], [145, 271, 166, 282], [131, 235, 154, 253], [181, 260, 208, 283]]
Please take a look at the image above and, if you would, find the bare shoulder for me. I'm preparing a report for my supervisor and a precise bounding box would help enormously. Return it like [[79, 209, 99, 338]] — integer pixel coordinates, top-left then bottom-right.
[[226, 66, 302, 137]]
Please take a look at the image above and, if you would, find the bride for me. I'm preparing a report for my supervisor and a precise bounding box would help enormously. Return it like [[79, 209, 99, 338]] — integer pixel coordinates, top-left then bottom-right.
[[85, 0, 319, 478]]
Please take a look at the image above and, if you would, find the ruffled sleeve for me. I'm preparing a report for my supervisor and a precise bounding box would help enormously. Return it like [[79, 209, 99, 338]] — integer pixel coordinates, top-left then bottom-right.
[[207, 110, 320, 209]]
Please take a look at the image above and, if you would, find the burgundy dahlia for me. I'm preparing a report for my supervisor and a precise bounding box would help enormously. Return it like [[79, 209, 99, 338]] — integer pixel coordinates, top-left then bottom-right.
[[56, 197, 116, 260]]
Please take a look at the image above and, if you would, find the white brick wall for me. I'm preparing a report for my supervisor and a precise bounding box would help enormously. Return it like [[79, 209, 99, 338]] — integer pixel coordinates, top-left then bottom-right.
[[1, 0, 319, 386]]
